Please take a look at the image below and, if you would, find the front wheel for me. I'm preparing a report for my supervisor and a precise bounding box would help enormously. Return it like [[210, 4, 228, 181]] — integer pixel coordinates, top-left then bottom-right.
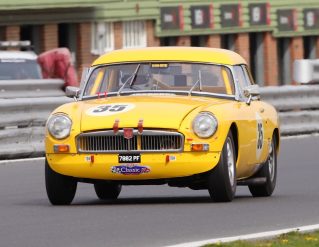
[[207, 132, 237, 202], [45, 159, 77, 205], [94, 182, 122, 200], [249, 136, 277, 197]]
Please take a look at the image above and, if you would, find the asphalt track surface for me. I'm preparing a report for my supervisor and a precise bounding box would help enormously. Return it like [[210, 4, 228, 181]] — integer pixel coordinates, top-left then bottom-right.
[[0, 135, 319, 247]]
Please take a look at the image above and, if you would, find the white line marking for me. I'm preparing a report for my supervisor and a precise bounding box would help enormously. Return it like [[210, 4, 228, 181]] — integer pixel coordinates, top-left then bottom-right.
[[165, 224, 319, 247], [282, 133, 319, 140], [0, 157, 44, 165]]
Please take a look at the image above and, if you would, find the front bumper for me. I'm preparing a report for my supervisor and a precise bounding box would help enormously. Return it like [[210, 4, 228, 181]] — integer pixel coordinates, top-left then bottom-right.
[[46, 151, 221, 180]]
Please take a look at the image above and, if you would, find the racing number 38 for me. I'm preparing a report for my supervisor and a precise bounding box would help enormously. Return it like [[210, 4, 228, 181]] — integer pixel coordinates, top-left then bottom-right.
[[257, 122, 263, 150], [255, 112, 264, 157]]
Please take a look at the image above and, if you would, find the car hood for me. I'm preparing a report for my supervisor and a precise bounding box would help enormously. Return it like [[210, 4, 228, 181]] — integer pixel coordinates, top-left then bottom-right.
[[79, 95, 225, 132]]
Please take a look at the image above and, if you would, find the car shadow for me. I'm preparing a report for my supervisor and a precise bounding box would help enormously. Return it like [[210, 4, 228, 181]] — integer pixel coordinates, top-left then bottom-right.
[[70, 194, 253, 206]]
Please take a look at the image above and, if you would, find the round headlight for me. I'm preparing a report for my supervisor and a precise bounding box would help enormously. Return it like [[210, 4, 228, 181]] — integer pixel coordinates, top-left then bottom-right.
[[47, 114, 72, 140], [192, 112, 218, 138]]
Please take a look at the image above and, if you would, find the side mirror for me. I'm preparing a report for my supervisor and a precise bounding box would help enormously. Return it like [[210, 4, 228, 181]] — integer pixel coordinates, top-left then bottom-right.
[[66, 86, 81, 99], [244, 84, 260, 97], [243, 85, 260, 105]]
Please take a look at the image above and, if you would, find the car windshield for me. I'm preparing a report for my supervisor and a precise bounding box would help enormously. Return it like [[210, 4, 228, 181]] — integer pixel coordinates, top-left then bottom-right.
[[0, 59, 42, 80], [83, 62, 235, 97]]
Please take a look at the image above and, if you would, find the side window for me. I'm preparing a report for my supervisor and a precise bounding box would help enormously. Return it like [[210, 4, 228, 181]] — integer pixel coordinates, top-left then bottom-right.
[[234, 65, 251, 98], [222, 67, 235, 95], [242, 65, 255, 85]]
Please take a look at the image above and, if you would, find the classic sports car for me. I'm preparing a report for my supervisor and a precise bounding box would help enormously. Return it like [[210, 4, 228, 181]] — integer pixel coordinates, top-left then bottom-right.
[[45, 47, 280, 205]]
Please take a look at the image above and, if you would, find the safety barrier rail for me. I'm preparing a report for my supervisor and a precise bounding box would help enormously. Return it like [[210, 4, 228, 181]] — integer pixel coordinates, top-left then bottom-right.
[[0, 81, 319, 159], [0, 79, 65, 98], [0, 96, 71, 159], [0, 79, 70, 159], [260, 85, 319, 136]]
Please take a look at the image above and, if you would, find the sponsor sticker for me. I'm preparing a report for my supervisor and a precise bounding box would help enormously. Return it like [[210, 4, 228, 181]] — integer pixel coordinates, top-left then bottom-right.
[[86, 103, 135, 116], [85, 156, 92, 162], [169, 155, 176, 161], [111, 164, 150, 175]]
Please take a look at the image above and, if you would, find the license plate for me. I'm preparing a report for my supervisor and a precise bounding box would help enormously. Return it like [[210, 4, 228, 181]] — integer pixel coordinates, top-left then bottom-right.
[[118, 154, 141, 163]]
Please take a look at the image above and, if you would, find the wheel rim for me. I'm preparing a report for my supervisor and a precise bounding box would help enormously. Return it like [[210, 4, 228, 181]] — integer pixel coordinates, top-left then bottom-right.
[[268, 141, 275, 182], [226, 137, 235, 187]]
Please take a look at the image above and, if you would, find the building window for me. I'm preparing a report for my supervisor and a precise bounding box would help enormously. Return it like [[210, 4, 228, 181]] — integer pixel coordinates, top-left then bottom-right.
[[191, 36, 208, 47], [160, 37, 177, 46], [303, 36, 316, 59], [221, 34, 236, 51], [123, 21, 147, 48], [249, 32, 264, 86], [277, 38, 291, 85], [20, 25, 41, 54], [91, 22, 114, 55]]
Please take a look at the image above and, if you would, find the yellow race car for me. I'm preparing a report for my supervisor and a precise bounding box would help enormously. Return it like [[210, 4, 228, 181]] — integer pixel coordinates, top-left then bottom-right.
[[45, 47, 280, 205]]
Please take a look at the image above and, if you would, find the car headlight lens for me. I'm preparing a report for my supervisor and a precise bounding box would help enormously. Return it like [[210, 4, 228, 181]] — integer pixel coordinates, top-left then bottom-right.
[[47, 114, 72, 139], [192, 112, 218, 138]]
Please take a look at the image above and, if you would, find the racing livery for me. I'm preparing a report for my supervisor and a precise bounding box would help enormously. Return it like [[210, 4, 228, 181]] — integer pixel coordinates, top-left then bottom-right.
[[45, 47, 280, 205]]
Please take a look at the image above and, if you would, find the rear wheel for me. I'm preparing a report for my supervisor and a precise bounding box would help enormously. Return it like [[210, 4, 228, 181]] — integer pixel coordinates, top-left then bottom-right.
[[45, 159, 77, 205], [207, 132, 237, 202], [249, 136, 277, 197], [94, 182, 122, 200]]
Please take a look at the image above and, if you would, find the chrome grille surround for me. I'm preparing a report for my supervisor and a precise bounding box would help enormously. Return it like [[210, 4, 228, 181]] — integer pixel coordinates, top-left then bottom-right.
[[77, 130, 184, 153]]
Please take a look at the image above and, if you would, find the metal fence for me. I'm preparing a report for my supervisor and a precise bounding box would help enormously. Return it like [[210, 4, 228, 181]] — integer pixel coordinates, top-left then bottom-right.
[[1, 80, 319, 159]]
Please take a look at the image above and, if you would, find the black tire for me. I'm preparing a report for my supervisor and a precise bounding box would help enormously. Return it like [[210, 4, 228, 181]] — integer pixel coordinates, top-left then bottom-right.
[[94, 182, 122, 200], [207, 132, 237, 202], [45, 159, 77, 205], [249, 135, 277, 197]]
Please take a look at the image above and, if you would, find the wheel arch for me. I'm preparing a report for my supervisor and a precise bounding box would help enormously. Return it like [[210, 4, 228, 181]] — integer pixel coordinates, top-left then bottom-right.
[[229, 123, 239, 163], [273, 128, 280, 154]]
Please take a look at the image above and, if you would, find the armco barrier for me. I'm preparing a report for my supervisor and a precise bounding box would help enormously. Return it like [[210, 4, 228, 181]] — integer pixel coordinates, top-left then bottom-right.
[[1, 83, 319, 159], [0, 79, 65, 98], [0, 97, 70, 128], [0, 79, 71, 159], [0, 96, 72, 159], [259, 85, 319, 136]]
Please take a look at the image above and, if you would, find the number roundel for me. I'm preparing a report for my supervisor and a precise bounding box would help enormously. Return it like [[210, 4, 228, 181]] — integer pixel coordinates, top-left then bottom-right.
[[86, 103, 135, 116]]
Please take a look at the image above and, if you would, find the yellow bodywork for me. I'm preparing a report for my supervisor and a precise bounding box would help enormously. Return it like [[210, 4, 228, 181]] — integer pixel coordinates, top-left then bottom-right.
[[45, 47, 279, 182], [92, 47, 247, 66]]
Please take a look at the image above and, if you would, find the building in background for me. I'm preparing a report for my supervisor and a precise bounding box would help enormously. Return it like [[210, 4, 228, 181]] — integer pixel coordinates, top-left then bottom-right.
[[0, 0, 318, 86]]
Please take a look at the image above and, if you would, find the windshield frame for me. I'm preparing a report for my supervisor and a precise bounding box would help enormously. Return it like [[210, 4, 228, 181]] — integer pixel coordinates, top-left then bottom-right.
[[80, 61, 239, 101]]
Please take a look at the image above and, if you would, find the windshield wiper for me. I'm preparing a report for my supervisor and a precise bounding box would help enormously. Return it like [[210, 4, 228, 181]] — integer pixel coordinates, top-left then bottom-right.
[[188, 70, 202, 96], [117, 64, 141, 96]]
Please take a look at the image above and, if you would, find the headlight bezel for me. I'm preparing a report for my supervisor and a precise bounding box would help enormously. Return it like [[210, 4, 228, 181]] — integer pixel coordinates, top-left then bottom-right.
[[192, 112, 218, 138], [47, 114, 72, 140]]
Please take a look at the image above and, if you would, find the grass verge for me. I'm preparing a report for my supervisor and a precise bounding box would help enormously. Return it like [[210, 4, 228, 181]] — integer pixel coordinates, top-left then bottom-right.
[[204, 230, 319, 247]]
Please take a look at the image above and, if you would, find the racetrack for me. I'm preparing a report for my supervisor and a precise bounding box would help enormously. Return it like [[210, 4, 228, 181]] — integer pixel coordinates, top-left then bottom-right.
[[0, 135, 319, 247]]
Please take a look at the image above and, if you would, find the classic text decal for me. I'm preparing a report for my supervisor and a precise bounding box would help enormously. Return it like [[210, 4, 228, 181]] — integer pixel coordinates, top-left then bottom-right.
[[111, 165, 150, 175]]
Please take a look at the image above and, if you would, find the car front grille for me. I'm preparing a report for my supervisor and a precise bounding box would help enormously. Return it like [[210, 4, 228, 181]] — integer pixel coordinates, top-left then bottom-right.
[[77, 130, 184, 153]]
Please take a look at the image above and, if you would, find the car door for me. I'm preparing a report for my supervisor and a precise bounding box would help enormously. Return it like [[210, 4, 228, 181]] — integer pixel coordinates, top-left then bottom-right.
[[233, 65, 268, 177]]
